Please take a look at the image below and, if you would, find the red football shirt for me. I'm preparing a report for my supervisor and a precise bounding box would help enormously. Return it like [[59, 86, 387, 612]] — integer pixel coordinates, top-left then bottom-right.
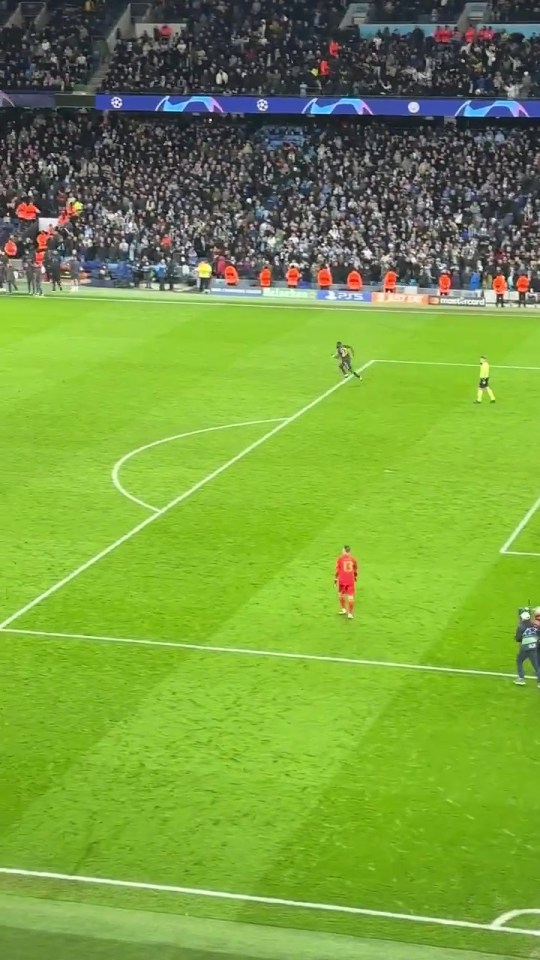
[[335, 553, 358, 584]]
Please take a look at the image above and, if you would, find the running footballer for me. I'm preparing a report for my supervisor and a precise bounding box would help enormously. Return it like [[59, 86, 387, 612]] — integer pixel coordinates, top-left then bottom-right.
[[334, 342, 362, 379]]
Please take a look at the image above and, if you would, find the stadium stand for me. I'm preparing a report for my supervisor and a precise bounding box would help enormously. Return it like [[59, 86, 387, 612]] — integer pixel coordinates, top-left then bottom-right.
[[1, 0, 539, 96], [101, 19, 540, 97], [368, 0, 461, 23], [0, 0, 125, 90], [1, 112, 539, 289], [103, 0, 346, 95], [490, 0, 540, 23]]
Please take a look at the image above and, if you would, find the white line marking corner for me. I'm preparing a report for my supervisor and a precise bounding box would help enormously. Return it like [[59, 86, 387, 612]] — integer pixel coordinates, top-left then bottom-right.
[[491, 908, 540, 931]]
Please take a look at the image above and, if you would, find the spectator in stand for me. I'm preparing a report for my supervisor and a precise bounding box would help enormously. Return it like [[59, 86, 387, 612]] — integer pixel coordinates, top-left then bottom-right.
[[1, 112, 540, 289]]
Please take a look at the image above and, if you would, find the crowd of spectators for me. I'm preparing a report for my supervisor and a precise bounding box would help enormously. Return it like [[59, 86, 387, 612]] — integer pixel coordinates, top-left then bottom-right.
[[103, 0, 344, 95], [369, 0, 461, 23], [2, 112, 540, 289], [490, 0, 540, 23], [0, 0, 122, 90], [102, 21, 540, 97], [1, 0, 540, 96]]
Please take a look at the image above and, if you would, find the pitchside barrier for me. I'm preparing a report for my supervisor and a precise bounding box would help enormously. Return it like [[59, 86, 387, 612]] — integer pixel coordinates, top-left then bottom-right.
[[208, 286, 539, 308], [8, 266, 537, 307]]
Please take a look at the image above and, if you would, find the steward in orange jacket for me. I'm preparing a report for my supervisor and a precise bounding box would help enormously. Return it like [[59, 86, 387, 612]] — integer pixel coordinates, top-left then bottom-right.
[[286, 264, 300, 287], [224, 264, 239, 286], [4, 238, 17, 257], [259, 266, 271, 287], [16, 200, 39, 220], [516, 274, 529, 307], [383, 269, 397, 293], [493, 273, 507, 306], [438, 272, 451, 295], [317, 265, 332, 289], [37, 230, 49, 252], [347, 269, 362, 291]]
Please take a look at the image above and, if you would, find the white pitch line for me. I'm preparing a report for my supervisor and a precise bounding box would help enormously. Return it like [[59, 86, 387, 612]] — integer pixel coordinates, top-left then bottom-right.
[[491, 909, 540, 929], [0, 361, 375, 630], [111, 418, 286, 513], [0, 627, 530, 683], [25, 291, 375, 312], [499, 495, 540, 554], [378, 359, 540, 372], [503, 550, 540, 558], [0, 867, 537, 939], [26, 290, 536, 317]]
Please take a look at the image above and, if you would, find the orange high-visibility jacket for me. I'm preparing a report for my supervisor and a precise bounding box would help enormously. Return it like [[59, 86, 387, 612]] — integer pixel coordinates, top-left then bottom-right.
[[347, 270, 362, 291], [286, 266, 300, 286], [383, 270, 397, 291], [318, 266, 332, 288]]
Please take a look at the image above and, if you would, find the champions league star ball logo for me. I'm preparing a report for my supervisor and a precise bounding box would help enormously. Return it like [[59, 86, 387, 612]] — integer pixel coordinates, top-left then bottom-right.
[[110, 96, 123, 109], [155, 95, 225, 113], [256, 99, 269, 112], [301, 97, 373, 116], [454, 99, 529, 118]]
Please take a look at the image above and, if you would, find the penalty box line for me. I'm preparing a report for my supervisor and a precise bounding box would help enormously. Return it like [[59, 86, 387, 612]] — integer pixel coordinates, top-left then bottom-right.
[[0, 867, 538, 940], [0, 360, 375, 631], [499, 493, 540, 558], [0, 627, 533, 684], [1, 356, 538, 632]]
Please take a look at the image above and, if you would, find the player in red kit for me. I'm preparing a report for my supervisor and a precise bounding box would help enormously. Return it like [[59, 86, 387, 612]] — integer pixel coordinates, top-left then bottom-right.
[[335, 545, 358, 619]]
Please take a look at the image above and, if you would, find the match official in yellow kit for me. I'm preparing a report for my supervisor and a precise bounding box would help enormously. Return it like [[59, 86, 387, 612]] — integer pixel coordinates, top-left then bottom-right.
[[197, 258, 212, 293], [475, 356, 496, 404]]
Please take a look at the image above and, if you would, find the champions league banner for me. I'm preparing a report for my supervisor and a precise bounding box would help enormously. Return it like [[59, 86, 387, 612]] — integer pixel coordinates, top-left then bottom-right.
[[96, 93, 540, 118]]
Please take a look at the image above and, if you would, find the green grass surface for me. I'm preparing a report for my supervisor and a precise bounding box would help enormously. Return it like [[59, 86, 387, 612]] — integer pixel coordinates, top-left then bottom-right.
[[1, 290, 540, 959]]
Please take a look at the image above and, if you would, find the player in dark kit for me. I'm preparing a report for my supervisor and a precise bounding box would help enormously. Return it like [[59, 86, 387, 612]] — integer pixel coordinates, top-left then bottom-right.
[[334, 342, 362, 379]]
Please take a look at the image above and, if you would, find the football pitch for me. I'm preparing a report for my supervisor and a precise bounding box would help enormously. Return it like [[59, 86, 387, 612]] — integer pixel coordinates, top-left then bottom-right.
[[1, 289, 540, 960]]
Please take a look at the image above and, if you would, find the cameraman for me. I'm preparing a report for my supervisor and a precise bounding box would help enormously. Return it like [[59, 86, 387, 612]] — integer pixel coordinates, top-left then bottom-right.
[[514, 610, 540, 686]]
